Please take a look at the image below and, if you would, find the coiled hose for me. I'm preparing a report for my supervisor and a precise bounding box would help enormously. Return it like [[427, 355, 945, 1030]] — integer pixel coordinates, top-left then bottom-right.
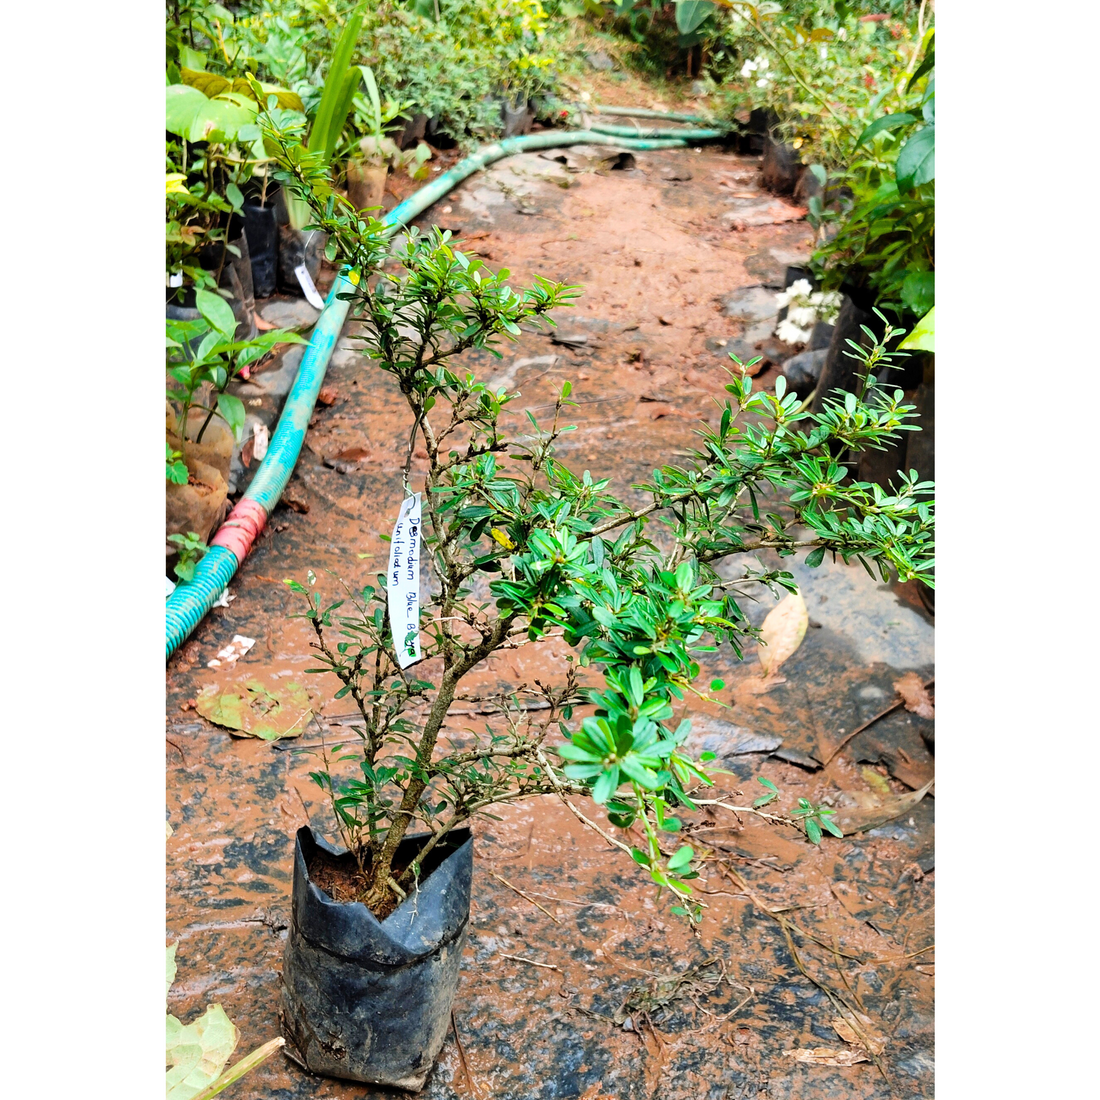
[[166, 124, 718, 659]]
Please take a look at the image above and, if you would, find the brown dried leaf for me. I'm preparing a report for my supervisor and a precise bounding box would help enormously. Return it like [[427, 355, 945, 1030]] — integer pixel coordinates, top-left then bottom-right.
[[786, 1047, 868, 1066], [317, 386, 340, 406], [832, 779, 934, 836], [833, 1014, 887, 1055], [757, 592, 808, 677], [195, 677, 314, 741], [893, 672, 934, 718]]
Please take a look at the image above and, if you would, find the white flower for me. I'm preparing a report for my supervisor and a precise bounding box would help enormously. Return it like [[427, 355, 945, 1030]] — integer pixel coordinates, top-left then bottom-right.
[[776, 318, 812, 344], [789, 305, 818, 328], [809, 290, 842, 324], [740, 59, 758, 78], [756, 77, 770, 88], [787, 278, 814, 299], [819, 45, 828, 60], [758, 57, 769, 70]]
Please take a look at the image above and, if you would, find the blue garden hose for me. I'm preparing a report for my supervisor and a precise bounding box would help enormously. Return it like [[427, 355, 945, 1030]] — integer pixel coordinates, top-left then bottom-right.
[[166, 125, 712, 659]]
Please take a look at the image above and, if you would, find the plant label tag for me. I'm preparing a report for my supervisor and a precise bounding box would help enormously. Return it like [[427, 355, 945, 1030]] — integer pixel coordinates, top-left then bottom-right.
[[168, 271, 184, 288], [388, 494, 422, 669], [294, 263, 326, 310]]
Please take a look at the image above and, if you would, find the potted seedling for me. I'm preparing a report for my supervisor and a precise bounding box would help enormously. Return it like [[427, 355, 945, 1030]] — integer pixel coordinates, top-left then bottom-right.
[[345, 66, 427, 213], [263, 121, 936, 1092], [166, 67, 301, 311], [166, 287, 305, 545]]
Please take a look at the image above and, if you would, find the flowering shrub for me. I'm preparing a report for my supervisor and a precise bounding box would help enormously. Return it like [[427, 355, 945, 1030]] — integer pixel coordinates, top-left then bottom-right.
[[739, 54, 772, 89], [774, 280, 842, 345]]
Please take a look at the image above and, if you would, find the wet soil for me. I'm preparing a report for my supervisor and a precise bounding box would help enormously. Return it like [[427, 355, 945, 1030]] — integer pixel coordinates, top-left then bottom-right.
[[167, 120, 933, 1099]]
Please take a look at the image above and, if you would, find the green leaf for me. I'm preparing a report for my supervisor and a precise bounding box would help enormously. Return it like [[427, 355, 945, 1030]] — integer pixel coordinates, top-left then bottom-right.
[[896, 125, 935, 191], [805, 818, 822, 845], [667, 844, 693, 871], [906, 42, 935, 92], [805, 546, 825, 568], [557, 743, 601, 762], [308, 2, 367, 161], [675, 0, 715, 35], [177, 46, 207, 72], [757, 776, 778, 792], [709, 678, 725, 692], [216, 394, 246, 441], [166, 84, 212, 138], [901, 271, 935, 318], [194, 289, 237, 338], [898, 306, 935, 353], [855, 112, 919, 147], [593, 765, 620, 804]]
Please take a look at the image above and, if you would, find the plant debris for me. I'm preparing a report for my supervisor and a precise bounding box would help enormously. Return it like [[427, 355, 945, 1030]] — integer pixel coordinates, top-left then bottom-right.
[[893, 671, 935, 718]]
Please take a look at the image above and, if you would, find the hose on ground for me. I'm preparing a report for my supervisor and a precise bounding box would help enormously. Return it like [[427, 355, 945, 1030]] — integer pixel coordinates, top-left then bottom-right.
[[165, 123, 718, 659]]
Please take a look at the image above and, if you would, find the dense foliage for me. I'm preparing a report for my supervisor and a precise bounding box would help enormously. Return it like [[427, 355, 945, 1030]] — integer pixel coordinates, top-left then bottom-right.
[[263, 105, 934, 922]]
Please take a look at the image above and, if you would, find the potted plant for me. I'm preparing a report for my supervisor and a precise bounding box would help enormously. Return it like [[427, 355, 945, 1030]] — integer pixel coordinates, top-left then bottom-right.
[[344, 66, 426, 213], [272, 1, 369, 293], [263, 116, 936, 1091], [166, 287, 306, 547]]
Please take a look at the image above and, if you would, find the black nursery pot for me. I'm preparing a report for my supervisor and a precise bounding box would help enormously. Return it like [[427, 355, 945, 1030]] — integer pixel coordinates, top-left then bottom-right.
[[281, 826, 474, 1092], [240, 200, 278, 299]]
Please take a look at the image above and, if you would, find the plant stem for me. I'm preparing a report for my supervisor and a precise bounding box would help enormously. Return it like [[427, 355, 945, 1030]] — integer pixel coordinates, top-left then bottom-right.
[[190, 1038, 286, 1100]]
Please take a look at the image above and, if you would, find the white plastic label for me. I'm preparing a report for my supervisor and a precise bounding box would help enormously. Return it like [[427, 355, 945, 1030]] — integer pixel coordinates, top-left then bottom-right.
[[388, 494, 422, 669], [294, 263, 326, 310], [168, 271, 183, 288]]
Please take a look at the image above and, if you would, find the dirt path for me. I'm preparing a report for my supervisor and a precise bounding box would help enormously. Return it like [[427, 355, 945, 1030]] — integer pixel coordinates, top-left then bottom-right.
[[167, 137, 933, 1099]]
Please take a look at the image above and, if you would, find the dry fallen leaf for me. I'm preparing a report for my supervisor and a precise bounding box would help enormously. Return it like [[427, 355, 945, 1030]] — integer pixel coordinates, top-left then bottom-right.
[[317, 386, 340, 406], [893, 671, 934, 718], [786, 1047, 868, 1066], [833, 1014, 887, 1055], [758, 592, 808, 677], [195, 678, 314, 741], [832, 779, 934, 835]]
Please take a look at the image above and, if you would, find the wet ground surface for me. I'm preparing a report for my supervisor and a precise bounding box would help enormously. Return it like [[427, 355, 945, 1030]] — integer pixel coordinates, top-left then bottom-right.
[[167, 129, 934, 1099]]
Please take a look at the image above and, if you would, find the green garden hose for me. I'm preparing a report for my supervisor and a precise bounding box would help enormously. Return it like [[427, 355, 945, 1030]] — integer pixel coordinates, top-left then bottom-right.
[[166, 124, 713, 659]]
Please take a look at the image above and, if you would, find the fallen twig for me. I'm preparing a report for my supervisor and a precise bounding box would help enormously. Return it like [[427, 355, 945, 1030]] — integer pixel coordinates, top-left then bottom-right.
[[450, 1011, 482, 1100], [721, 864, 890, 1083], [487, 870, 561, 924], [499, 952, 561, 971], [823, 678, 934, 766]]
